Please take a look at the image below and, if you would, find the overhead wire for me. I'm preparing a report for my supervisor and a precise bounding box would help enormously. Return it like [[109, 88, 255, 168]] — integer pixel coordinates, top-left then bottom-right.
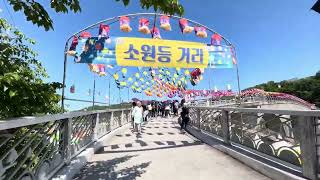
[[2, 0, 16, 27]]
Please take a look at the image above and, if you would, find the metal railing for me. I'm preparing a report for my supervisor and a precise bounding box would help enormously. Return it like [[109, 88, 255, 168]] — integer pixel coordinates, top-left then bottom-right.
[[187, 95, 315, 109], [0, 108, 130, 180], [188, 106, 320, 179]]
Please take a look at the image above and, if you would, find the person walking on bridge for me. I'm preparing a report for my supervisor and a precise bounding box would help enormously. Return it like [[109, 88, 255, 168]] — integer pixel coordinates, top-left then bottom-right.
[[148, 103, 153, 119], [131, 101, 136, 130], [132, 101, 143, 133], [180, 99, 190, 130]]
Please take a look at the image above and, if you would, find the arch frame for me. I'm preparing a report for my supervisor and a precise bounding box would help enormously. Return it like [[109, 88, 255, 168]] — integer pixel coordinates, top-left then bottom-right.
[[61, 13, 241, 110]]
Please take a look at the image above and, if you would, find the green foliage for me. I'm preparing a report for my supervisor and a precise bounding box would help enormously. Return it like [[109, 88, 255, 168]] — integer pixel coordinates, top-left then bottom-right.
[[6, 0, 184, 31], [0, 18, 63, 119], [117, 0, 184, 16], [7, 0, 81, 31], [253, 72, 320, 107]]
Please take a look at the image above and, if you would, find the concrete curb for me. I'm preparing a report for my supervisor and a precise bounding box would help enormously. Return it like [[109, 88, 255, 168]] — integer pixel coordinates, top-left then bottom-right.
[[186, 126, 307, 180], [52, 123, 131, 180]]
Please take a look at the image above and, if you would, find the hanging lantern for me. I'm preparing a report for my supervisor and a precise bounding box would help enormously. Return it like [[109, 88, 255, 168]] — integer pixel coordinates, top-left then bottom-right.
[[99, 24, 110, 38], [113, 73, 119, 80], [138, 18, 150, 34], [194, 26, 207, 38], [121, 68, 127, 78], [119, 16, 132, 32], [151, 69, 156, 78], [80, 31, 91, 39], [190, 68, 203, 85], [135, 72, 140, 78], [176, 67, 181, 74], [151, 27, 161, 39], [160, 15, 171, 31], [67, 36, 78, 56], [179, 18, 194, 34], [168, 93, 174, 98], [120, 81, 127, 87], [211, 33, 222, 46], [106, 64, 114, 69], [97, 64, 106, 76], [70, 85, 75, 93], [145, 90, 153, 96], [88, 64, 99, 73]]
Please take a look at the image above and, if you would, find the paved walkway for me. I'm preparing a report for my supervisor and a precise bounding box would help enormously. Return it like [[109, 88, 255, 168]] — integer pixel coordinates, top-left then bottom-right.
[[73, 117, 269, 180]]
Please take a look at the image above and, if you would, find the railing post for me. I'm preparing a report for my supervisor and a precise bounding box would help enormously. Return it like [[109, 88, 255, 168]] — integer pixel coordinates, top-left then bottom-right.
[[110, 111, 114, 130], [94, 113, 100, 141], [128, 110, 132, 122], [121, 110, 124, 126], [197, 109, 201, 130], [63, 118, 72, 165], [297, 116, 317, 180], [221, 110, 230, 144]]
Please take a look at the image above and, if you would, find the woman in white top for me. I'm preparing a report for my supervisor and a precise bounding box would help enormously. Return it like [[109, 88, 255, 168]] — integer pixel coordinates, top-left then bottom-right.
[[132, 101, 143, 133], [143, 106, 149, 122], [147, 104, 152, 119]]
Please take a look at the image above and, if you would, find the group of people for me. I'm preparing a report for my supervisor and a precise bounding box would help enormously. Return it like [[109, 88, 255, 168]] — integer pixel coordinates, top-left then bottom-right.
[[131, 99, 190, 134]]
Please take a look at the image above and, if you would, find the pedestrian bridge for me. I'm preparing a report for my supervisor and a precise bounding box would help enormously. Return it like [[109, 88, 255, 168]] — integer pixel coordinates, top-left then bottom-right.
[[0, 100, 320, 180]]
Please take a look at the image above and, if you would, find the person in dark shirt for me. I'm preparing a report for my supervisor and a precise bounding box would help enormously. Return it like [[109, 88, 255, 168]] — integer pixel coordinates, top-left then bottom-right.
[[180, 99, 190, 130]]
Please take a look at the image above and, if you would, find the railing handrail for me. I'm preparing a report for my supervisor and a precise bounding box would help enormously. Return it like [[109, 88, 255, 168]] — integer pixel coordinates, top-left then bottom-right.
[[188, 105, 320, 117], [0, 108, 130, 131], [187, 95, 316, 110]]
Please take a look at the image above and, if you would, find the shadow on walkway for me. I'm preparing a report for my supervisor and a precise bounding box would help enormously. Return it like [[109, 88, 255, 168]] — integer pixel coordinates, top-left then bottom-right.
[[96, 139, 202, 154], [73, 155, 151, 180]]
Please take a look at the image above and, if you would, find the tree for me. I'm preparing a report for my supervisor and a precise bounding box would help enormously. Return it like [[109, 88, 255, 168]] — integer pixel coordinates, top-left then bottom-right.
[[253, 71, 320, 108], [6, 0, 184, 31], [0, 18, 63, 119], [316, 70, 320, 79]]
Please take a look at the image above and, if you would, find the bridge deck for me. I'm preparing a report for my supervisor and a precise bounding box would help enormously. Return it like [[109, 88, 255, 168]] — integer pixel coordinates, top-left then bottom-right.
[[73, 117, 269, 180]]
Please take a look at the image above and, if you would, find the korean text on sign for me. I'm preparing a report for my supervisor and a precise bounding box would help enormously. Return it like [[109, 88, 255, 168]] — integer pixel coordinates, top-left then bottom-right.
[[115, 37, 209, 68]]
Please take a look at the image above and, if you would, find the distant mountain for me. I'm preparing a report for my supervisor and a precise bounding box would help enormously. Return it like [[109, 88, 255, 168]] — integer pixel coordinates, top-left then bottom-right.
[[248, 71, 320, 107]]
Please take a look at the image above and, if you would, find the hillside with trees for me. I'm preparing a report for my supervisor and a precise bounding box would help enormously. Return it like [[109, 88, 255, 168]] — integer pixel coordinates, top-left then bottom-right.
[[251, 71, 320, 107]]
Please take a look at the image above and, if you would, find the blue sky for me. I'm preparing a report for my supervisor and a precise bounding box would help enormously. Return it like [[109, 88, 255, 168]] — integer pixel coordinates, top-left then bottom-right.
[[1, 0, 320, 110]]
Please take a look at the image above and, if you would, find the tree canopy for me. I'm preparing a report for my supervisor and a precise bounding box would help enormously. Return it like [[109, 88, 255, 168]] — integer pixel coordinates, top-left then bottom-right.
[[0, 18, 63, 119], [6, 0, 184, 31], [252, 72, 320, 107]]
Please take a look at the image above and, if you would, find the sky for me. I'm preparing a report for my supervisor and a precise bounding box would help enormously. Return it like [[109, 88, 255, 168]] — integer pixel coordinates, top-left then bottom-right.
[[1, 0, 320, 110]]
